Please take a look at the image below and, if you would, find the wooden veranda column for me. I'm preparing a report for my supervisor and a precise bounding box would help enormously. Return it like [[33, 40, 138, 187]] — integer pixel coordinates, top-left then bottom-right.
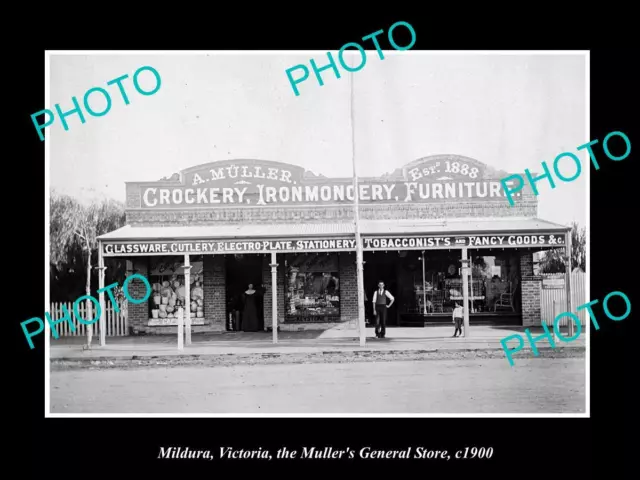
[[183, 255, 192, 346], [270, 252, 278, 344], [177, 307, 184, 351], [96, 240, 107, 347], [461, 248, 471, 338], [565, 230, 574, 336]]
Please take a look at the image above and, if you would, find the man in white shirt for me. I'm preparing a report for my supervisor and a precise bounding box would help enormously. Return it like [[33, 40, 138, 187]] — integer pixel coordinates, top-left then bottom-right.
[[372, 281, 394, 339], [452, 302, 464, 337]]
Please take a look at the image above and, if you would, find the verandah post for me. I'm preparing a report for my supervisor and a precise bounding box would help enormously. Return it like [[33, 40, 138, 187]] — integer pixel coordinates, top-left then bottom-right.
[[461, 248, 471, 338], [97, 240, 107, 347], [177, 307, 184, 351], [270, 252, 278, 344], [565, 230, 574, 338], [183, 254, 192, 346]]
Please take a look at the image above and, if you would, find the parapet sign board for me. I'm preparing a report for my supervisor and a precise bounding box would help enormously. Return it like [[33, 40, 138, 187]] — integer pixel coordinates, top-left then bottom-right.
[[127, 157, 535, 210]]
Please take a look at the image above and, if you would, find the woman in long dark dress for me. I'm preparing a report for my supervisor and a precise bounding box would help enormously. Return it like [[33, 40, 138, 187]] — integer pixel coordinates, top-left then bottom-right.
[[241, 284, 259, 332]]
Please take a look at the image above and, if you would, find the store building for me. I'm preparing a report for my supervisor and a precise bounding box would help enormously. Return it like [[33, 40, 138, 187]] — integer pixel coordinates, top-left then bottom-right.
[[96, 155, 571, 337]]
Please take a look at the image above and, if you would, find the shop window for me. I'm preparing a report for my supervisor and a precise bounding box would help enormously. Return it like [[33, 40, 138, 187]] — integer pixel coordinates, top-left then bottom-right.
[[285, 254, 340, 323], [469, 254, 521, 313], [147, 256, 205, 325]]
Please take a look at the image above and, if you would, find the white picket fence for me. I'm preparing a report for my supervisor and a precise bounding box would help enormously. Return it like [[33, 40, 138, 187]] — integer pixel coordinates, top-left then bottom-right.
[[49, 300, 128, 337]]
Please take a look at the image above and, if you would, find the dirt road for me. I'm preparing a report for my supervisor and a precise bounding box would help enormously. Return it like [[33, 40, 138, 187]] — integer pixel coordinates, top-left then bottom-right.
[[50, 357, 585, 414]]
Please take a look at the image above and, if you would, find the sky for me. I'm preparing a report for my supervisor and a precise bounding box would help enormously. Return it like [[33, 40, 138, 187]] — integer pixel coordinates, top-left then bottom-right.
[[49, 52, 587, 226]]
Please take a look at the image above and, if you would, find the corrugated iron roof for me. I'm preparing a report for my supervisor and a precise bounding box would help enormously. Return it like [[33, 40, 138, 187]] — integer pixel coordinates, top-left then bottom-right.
[[98, 217, 568, 242]]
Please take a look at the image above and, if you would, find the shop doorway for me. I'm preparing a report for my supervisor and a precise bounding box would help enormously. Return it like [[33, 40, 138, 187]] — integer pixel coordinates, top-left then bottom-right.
[[225, 254, 264, 331], [364, 252, 399, 326]]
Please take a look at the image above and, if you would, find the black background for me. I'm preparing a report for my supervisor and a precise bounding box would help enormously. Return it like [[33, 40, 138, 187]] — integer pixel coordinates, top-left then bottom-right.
[[12, 8, 633, 477]]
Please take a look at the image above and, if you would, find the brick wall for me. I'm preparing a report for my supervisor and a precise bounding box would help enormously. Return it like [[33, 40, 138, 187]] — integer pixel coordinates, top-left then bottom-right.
[[339, 253, 358, 328], [520, 253, 542, 327], [204, 255, 226, 332], [126, 258, 148, 334]]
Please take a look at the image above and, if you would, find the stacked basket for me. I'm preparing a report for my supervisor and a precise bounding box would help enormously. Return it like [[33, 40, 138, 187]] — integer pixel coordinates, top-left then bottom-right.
[[150, 273, 205, 320]]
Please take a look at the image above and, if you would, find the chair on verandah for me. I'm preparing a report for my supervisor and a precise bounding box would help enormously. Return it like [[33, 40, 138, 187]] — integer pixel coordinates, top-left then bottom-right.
[[431, 290, 444, 313], [494, 283, 515, 312]]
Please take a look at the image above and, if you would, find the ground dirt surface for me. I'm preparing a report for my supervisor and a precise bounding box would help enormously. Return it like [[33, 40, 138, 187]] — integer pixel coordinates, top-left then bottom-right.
[[50, 354, 586, 414], [50, 346, 584, 371]]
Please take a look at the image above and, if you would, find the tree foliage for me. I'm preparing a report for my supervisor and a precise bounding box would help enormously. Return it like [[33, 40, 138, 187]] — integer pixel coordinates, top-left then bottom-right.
[[570, 221, 586, 272], [539, 222, 586, 274], [49, 191, 127, 302]]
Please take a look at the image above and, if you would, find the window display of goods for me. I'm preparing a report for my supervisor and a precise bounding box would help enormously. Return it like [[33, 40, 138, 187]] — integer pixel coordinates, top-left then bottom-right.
[[192, 286, 204, 300], [161, 287, 172, 297], [176, 285, 186, 300], [149, 269, 205, 320]]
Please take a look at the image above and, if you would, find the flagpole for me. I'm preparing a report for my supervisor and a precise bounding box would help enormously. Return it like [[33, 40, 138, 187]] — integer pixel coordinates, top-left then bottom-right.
[[349, 56, 366, 347]]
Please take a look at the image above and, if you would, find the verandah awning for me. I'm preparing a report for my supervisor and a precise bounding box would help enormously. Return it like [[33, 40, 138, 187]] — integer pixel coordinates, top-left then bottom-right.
[[98, 217, 569, 257]]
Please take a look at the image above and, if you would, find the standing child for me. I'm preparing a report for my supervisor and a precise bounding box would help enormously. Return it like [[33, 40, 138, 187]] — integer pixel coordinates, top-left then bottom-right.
[[452, 302, 464, 337]]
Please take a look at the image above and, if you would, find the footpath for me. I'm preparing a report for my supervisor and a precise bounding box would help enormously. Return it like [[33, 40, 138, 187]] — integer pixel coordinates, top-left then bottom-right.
[[49, 325, 586, 368]]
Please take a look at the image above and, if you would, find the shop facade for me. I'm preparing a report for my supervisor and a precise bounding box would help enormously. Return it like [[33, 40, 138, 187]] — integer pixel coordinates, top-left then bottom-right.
[[97, 155, 571, 337]]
